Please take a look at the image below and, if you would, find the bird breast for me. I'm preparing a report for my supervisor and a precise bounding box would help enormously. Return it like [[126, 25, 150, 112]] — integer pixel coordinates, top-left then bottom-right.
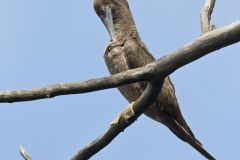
[[104, 43, 143, 103]]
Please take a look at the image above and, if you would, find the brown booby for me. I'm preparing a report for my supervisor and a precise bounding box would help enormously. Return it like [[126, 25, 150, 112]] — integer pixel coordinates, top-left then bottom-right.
[[94, 0, 215, 159]]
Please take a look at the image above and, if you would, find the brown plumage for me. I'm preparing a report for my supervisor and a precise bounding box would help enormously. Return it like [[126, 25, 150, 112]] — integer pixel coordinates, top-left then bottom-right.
[[94, 0, 215, 159]]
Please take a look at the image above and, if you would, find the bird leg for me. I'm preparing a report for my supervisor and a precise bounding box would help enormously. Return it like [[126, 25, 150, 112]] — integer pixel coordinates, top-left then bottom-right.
[[111, 102, 135, 125]]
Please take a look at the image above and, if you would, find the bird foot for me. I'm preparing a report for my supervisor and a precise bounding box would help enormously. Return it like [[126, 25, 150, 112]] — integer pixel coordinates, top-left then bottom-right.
[[110, 102, 135, 125], [122, 102, 135, 123]]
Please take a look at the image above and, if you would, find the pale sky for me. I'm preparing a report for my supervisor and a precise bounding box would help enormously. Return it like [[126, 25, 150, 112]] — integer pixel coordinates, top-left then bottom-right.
[[0, 0, 239, 160]]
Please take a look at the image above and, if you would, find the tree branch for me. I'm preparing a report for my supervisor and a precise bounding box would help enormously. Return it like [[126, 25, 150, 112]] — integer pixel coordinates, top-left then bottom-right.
[[0, 21, 240, 103], [71, 80, 163, 160], [19, 145, 33, 160], [201, 0, 216, 33]]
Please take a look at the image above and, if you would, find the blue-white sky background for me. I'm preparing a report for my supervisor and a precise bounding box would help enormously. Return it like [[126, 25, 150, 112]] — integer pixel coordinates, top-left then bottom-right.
[[0, 0, 239, 159]]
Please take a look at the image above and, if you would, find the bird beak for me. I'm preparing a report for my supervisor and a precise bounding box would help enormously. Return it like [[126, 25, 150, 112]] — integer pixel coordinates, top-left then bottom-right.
[[100, 6, 115, 40]]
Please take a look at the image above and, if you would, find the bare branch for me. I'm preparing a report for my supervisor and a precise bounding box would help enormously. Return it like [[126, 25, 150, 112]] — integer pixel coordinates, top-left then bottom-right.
[[201, 0, 216, 33], [0, 21, 240, 103], [19, 145, 33, 160], [71, 80, 163, 160]]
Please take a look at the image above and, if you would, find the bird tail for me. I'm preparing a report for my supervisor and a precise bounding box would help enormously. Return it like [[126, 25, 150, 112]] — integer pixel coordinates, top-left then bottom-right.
[[166, 119, 216, 160]]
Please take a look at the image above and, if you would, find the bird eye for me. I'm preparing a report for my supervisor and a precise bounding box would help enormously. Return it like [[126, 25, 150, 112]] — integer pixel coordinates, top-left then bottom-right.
[[101, 8, 105, 15]]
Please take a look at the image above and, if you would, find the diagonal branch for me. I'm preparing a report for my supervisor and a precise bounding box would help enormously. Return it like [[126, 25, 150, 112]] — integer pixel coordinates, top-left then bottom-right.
[[201, 0, 216, 33], [0, 21, 240, 103], [71, 80, 163, 160]]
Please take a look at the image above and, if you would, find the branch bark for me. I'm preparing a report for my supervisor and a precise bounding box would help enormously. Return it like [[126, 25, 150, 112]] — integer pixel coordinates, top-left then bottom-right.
[[0, 21, 240, 103], [19, 145, 33, 160], [71, 80, 163, 160], [201, 0, 216, 33]]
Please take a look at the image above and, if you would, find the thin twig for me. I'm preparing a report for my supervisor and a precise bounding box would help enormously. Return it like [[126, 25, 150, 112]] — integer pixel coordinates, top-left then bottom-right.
[[0, 21, 240, 103], [19, 145, 33, 160], [201, 0, 216, 33], [71, 80, 163, 160]]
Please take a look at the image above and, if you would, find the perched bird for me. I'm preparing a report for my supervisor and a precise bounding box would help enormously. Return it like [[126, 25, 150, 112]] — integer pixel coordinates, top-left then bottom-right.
[[94, 0, 215, 159]]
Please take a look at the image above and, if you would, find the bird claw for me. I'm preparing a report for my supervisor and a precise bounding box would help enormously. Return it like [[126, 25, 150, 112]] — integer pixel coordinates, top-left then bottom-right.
[[110, 102, 135, 125]]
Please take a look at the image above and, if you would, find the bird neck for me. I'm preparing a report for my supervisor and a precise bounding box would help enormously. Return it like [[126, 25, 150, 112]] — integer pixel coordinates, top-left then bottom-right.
[[112, 5, 140, 41], [114, 22, 140, 41]]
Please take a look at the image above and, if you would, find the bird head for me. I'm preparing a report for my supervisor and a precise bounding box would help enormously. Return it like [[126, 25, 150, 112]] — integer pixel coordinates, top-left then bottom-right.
[[94, 0, 137, 41]]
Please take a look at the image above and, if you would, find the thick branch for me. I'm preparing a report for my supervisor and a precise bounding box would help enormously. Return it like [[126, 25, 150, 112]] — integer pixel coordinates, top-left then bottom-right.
[[0, 21, 240, 103], [201, 0, 216, 33], [71, 80, 163, 160]]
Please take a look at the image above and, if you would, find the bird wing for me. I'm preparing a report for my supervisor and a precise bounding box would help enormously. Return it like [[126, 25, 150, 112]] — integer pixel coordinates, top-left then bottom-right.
[[123, 39, 196, 139]]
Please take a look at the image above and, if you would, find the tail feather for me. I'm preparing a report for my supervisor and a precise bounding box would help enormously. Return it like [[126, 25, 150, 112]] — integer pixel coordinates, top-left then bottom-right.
[[169, 124, 202, 147], [166, 118, 215, 160]]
